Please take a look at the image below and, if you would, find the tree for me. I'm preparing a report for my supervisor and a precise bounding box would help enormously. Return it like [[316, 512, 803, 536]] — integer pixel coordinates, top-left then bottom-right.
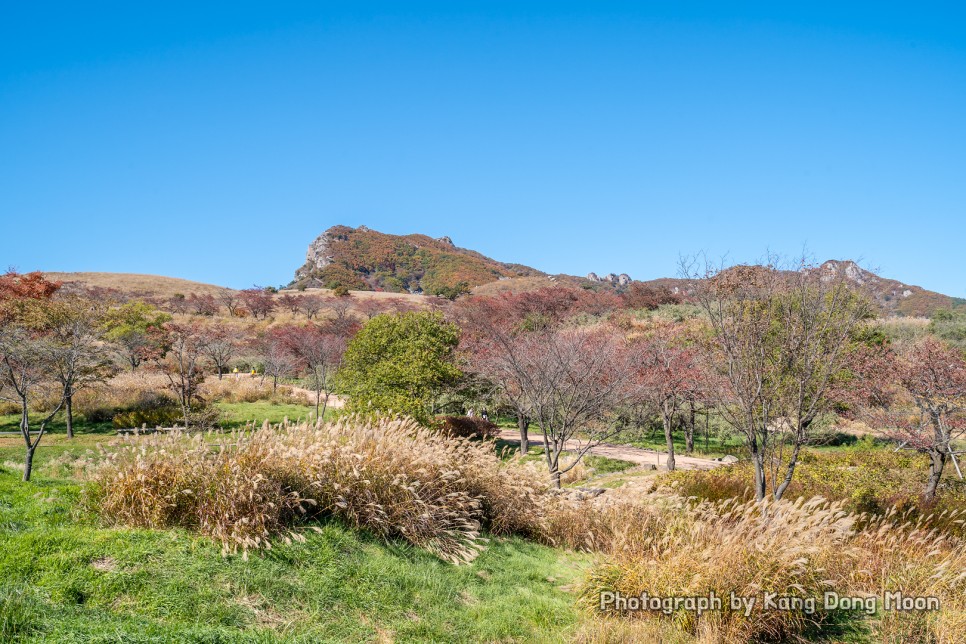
[[150, 322, 211, 428], [298, 295, 325, 319], [355, 298, 390, 320], [46, 299, 114, 438], [240, 287, 276, 319], [201, 322, 242, 379], [187, 293, 218, 316], [511, 327, 632, 487], [324, 295, 353, 322], [0, 270, 60, 302], [0, 271, 65, 480], [278, 321, 352, 418], [278, 292, 301, 315], [858, 337, 966, 501], [337, 311, 461, 424], [218, 289, 241, 317], [255, 329, 299, 393], [631, 322, 704, 471], [454, 288, 614, 455], [103, 301, 171, 370], [686, 257, 874, 500]]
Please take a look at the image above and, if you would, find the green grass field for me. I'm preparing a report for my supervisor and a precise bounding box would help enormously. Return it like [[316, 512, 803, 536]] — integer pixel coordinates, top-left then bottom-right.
[[0, 464, 589, 643]]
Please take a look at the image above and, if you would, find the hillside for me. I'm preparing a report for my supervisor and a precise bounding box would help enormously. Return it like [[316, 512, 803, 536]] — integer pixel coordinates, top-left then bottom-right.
[[41, 272, 235, 299], [819, 260, 965, 317], [291, 225, 546, 294]]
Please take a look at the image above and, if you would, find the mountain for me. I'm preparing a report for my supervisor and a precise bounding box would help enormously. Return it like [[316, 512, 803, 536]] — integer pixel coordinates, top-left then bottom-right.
[[818, 260, 964, 317], [291, 225, 548, 294], [290, 226, 963, 317]]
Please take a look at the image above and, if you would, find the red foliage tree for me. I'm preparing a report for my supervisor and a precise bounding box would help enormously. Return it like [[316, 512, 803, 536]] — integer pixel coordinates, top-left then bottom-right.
[[240, 288, 277, 319], [631, 322, 706, 471], [856, 337, 966, 500]]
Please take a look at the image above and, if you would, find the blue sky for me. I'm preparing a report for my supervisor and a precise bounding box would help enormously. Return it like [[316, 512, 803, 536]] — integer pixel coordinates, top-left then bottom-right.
[[2, 2, 965, 296]]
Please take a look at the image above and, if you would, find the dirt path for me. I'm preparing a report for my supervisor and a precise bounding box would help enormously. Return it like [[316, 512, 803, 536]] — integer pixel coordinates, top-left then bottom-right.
[[496, 429, 722, 471]]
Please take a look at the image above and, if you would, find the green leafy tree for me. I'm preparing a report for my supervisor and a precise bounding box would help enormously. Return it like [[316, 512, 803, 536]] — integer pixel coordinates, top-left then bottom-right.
[[337, 311, 461, 423], [103, 301, 171, 370]]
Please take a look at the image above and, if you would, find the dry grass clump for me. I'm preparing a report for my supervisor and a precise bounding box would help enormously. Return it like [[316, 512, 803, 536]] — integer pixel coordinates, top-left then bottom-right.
[[199, 377, 302, 405], [581, 496, 861, 641], [839, 508, 966, 641], [87, 415, 549, 563], [577, 489, 966, 642], [542, 479, 676, 553]]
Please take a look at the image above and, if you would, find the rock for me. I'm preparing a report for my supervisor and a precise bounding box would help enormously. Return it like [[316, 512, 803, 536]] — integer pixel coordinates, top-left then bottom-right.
[[436, 235, 455, 246], [643, 464, 657, 471], [587, 272, 600, 282], [618, 273, 631, 286], [720, 455, 739, 464]]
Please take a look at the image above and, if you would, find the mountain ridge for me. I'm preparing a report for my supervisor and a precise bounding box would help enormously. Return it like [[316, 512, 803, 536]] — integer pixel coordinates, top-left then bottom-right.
[[291, 225, 964, 316]]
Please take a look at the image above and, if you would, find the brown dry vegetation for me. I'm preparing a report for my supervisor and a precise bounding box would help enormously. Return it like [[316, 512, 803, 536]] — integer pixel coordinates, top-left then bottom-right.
[[87, 416, 550, 563]]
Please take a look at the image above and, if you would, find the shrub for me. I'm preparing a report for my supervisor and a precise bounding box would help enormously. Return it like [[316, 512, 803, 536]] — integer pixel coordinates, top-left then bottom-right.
[[436, 415, 499, 440], [111, 405, 184, 429], [663, 445, 966, 534], [87, 415, 548, 563]]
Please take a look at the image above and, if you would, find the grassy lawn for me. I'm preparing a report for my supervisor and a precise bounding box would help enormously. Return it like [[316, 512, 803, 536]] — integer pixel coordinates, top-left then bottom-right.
[[215, 401, 333, 429], [0, 468, 590, 643]]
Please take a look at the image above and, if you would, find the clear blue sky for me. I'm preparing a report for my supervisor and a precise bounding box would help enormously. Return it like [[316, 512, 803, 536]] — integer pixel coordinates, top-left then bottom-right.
[[3, 2, 965, 296]]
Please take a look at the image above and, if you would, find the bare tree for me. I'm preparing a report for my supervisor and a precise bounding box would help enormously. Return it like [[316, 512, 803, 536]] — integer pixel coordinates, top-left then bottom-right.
[[151, 322, 211, 428], [218, 289, 241, 317], [0, 272, 66, 480], [324, 296, 353, 322], [47, 300, 114, 438], [278, 292, 301, 315], [201, 323, 242, 379], [298, 295, 325, 319], [279, 322, 349, 419], [0, 326, 66, 481], [511, 327, 632, 487], [685, 256, 873, 500], [257, 331, 299, 393]]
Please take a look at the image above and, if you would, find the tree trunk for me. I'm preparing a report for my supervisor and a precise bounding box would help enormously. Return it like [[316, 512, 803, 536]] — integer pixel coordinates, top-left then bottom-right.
[[773, 441, 803, 501], [663, 412, 676, 471], [924, 449, 948, 502], [704, 410, 710, 452], [65, 393, 74, 439], [517, 415, 530, 454], [218, 367, 223, 380], [319, 391, 329, 420], [23, 445, 35, 482], [751, 449, 767, 501], [315, 389, 322, 420]]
